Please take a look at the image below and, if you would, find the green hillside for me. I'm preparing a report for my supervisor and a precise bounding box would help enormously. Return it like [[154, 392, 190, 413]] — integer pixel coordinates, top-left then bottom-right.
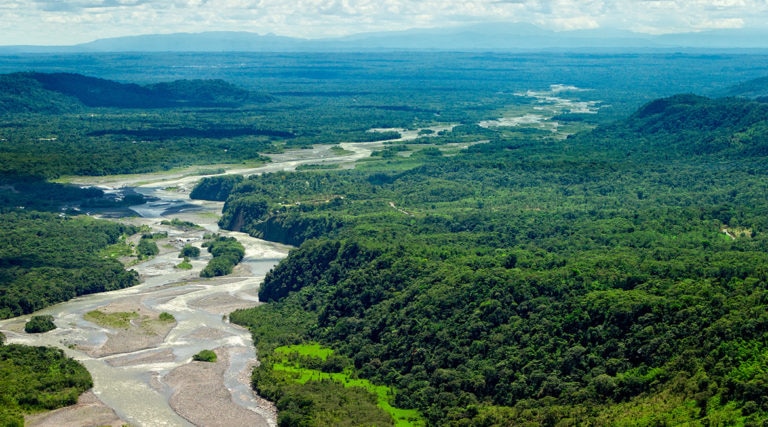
[[721, 75, 768, 99], [218, 95, 768, 425], [578, 94, 768, 158], [0, 72, 272, 113]]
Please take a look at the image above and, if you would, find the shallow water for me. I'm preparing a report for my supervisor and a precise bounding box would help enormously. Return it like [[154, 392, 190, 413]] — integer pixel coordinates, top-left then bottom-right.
[[0, 143, 380, 426], [1, 185, 290, 426]]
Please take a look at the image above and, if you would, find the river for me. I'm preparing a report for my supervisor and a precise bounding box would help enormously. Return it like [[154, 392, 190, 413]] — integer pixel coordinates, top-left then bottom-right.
[[0, 142, 381, 426]]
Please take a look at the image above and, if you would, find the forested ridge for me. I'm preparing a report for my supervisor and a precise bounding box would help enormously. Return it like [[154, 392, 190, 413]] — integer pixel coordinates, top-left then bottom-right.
[[0, 72, 272, 112], [582, 94, 768, 158], [215, 95, 768, 425], [0, 72, 277, 179]]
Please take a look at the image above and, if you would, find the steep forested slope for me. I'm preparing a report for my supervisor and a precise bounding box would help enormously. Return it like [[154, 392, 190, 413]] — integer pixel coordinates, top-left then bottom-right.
[[216, 95, 768, 425], [580, 94, 768, 158]]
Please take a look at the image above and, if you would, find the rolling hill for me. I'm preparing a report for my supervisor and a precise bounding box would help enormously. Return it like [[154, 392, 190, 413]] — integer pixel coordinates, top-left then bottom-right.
[[0, 72, 272, 113]]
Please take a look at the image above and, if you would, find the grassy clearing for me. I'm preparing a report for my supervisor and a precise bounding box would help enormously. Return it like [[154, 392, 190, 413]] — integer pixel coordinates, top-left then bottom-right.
[[274, 343, 333, 360], [84, 310, 138, 329], [100, 238, 134, 259], [176, 259, 193, 269], [273, 344, 424, 427], [593, 390, 747, 426]]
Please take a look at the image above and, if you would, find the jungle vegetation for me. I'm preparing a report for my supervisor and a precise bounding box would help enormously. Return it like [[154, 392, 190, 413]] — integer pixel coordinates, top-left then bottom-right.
[[200, 235, 245, 277], [0, 343, 93, 426], [3, 52, 768, 425], [0, 211, 140, 319], [23, 315, 56, 334], [193, 349, 218, 363], [220, 94, 768, 425]]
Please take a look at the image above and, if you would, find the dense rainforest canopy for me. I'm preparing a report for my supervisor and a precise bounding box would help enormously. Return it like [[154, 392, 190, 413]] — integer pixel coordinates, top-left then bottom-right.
[[0, 211, 140, 319], [218, 95, 768, 425], [3, 56, 768, 425], [0, 343, 93, 426], [0, 72, 277, 178]]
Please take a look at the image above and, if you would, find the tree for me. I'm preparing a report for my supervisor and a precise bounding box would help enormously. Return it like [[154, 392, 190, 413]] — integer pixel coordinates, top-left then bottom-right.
[[136, 237, 159, 258], [179, 244, 201, 258], [193, 349, 217, 362], [24, 315, 56, 333]]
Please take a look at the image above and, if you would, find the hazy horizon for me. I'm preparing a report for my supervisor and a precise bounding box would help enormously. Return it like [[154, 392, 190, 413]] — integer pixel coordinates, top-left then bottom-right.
[[2, 0, 768, 47]]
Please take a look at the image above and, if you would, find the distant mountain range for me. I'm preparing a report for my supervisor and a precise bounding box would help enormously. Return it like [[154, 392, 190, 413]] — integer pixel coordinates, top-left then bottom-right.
[[2, 23, 768, 53]]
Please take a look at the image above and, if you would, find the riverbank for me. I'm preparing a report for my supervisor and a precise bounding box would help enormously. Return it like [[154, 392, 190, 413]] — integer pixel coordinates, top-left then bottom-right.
[[6, 186, 286, 426], [25, 390, 124, 427], [21, 261, 278, 427], [166, 347, 275, 426], [6, 142, 384, 426]]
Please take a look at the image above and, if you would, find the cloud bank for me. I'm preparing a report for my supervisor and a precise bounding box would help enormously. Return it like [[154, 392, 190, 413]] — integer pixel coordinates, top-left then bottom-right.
[[1, 0, 766, 45]]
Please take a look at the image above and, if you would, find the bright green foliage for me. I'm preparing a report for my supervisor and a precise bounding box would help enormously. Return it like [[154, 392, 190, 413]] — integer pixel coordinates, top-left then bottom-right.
[[230, 95, 768, 425], [251, 347, 405, 426], [200, 236, 245, 277], [275, 344, 334, 361], [0, 344, 92, 424], [269, 344, 424, 426], [193, 349, 217, 362], [204, 236, 245, 262], [176, 258, 193, 270], [159, 312, 175, 322], [6, 54, 768, 425], [100, 237, 134, 259], [24, 315, 56, 333], [200, 257, 235, 277], [84, 310, 138, 329], [0, 211, 140, 319]]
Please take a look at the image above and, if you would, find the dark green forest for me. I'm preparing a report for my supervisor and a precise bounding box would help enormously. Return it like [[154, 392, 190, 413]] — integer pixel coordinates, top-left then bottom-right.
[[0, 343, 93, 426], [0, 211, 140, 319], [2, 53, 768, 425], [219, 95, 768, 425], [200, 235, 246, 277], [0, 72, 276, 178]]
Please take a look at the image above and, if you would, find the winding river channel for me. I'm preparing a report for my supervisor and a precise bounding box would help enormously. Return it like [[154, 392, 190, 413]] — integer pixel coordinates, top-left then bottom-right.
[[0, 142, 381, 426]]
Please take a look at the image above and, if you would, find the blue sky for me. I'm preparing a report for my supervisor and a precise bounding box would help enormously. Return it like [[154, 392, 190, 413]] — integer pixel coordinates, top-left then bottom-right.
[[1, 0, 766, 45]]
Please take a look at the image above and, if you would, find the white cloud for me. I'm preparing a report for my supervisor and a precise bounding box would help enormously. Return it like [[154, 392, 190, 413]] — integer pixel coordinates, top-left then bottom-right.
[[0, 0, 766, 45]]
